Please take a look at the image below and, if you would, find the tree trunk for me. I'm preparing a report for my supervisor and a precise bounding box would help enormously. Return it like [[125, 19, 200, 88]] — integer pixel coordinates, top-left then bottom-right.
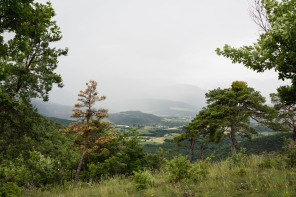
[[189, 138, 195, 162], [73, 145, 86, 187], [230, 123, 237, 155], [200, 144, 204, 161]]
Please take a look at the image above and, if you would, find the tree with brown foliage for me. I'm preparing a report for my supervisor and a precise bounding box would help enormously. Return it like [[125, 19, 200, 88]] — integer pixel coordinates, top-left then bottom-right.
[[60, 80, 116, 187]]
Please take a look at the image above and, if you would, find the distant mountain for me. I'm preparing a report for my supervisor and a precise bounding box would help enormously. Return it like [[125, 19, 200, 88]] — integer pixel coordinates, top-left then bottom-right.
[[108, 111, 163, 126], [32, 99, 73, 119], [33, 84, 206, 119], [33, 98, 200, 119], [104, 84, 206, 115], [110, 98, 200, 117]]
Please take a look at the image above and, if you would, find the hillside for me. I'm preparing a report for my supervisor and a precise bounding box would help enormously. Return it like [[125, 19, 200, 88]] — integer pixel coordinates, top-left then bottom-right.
[[110, 98, 200, 117], [48, 117, 75, 126], [108, 111, 163, 126]]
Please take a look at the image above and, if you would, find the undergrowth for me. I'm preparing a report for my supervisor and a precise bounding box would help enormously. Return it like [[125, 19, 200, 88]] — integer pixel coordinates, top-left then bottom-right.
[[21, 150, 296, 197]]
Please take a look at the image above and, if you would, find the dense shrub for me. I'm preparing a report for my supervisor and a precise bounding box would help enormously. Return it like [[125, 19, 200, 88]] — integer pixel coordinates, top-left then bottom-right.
[[0, 150, 67, 189], [257, 157, 274, 169], [85, 134, 165, 181], [133, 170, 154, 190], [230, 168, 247, 176], [227, 148, 248, 168], [165, 155, 211, 183], [0, 182, 21, 197], [284, 139, 296, 167], [188, 158, 210, 182], [142, 153, 164, 171], [257, 139, 296, 169], [165, 155, 191, 182], [88, 154, 128, 180]]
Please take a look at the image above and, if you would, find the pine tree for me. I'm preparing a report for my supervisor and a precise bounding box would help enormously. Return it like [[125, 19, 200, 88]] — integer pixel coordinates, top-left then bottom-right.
[[205, 81, 275, 155], [271, 93, 296, 141], [60, 80, 116, 187]]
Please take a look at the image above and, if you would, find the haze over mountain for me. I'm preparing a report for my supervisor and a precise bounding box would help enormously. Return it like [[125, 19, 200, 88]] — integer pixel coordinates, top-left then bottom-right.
[[34, 0, 290, 121], [34, 84, 206, 119], [32, 100, 73, 119]]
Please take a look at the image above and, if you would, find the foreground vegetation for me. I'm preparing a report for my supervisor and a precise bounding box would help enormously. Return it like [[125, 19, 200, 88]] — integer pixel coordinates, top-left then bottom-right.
[[22, 151, 296, 197]]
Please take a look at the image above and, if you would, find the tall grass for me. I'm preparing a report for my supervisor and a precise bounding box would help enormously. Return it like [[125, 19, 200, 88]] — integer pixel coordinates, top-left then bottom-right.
[[22, 154, 296, 197]]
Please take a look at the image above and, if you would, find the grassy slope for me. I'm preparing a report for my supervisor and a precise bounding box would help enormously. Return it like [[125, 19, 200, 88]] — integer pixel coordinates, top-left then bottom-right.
[[22, 154, 296, 197]]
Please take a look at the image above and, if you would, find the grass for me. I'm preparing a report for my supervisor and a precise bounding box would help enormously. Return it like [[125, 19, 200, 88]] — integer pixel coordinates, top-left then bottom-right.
[[22, 154, 296, 197]]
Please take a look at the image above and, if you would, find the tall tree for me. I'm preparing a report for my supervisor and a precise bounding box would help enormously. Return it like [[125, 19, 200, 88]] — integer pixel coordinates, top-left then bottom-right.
[[206, 81, 275, 155], [175, 126, 198, 163], [0, 0, 68, 160], [0, 1, 68, 167], [176, 108, 219, 162], [60, 80, 116, 187], [271, 93, 296, 141], [216, 0, 296, 105], [0, 0, 68, 104]]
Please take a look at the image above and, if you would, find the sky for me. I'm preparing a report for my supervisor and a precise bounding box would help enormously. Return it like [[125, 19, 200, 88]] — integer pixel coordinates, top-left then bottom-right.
[[43, 0, 289, 106]]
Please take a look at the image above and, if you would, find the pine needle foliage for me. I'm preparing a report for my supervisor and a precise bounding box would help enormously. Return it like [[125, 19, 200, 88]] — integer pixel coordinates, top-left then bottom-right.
[[60, 80, 116, 187]]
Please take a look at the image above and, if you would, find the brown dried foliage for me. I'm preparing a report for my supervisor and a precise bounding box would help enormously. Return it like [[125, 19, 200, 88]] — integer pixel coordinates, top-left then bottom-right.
[[60, 80, 116, 154]]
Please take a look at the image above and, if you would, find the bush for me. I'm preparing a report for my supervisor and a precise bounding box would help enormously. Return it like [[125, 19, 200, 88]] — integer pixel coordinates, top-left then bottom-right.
[[166, 155, 191, 182], [0, 151, 58, 188], [284, 139, 296, 167], [257, 157, 273, 169], [189, 157, 210, 182], [142, 153, 164, 171], [257, 154, 287, 170], [228, 148, 248, 168], [133, 170, 154, 190], [230, 168, 247, 177], [0, 182, 21, 197]]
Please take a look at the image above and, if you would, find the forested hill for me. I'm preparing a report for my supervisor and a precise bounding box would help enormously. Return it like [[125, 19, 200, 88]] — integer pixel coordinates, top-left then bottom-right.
[[108, 111, 163, 126], [47, 117, 75, 126], [111, 99, 200, 117]]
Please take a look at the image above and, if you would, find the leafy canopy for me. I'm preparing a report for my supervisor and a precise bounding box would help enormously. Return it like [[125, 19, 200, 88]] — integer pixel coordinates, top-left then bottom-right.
[[205, 81, 275, 154], [0, 0, 68, 104], [216, 0, 296, 104]]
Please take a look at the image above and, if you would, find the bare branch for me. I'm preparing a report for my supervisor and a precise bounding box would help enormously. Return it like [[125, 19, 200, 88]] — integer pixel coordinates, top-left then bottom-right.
[[249, 0, 271, 32]]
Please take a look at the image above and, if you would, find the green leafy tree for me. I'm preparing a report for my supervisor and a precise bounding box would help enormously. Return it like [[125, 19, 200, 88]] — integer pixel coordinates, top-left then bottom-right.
[[205, 81, 275, 155], [270, 93, 296, 141], [0, 0, 76, 189], [216, 0, 296, 105], [176, 108, 217, 162], [60, 80, 116, 187], [0, 0, 34, 82], [2, 3, 67, 103], [0, 0, 67, 153]]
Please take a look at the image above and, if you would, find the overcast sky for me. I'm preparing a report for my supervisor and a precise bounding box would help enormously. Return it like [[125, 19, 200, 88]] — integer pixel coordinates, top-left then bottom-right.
[[44, 0, 289, 106]]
